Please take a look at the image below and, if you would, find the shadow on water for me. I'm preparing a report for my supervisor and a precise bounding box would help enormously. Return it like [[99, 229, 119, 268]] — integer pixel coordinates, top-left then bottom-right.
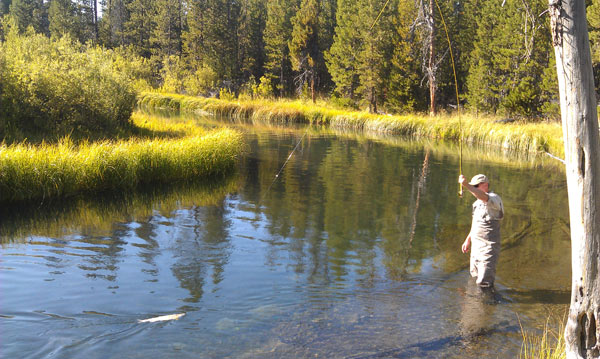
[[502, 289, 570, 305], [349, 284, 520, 359], [0, 175, 239, 243], [347, 322, 521, 359]]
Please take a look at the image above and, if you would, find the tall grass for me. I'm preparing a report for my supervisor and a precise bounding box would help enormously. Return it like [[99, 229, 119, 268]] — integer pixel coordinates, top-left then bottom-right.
[[0, 114, 244, 203], [519, 315, 567, 359], [138, 92, 564, 157]]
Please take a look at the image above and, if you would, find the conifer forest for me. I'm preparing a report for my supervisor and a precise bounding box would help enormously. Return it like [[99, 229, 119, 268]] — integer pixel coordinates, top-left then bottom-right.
[[2, 0, 600, 118]]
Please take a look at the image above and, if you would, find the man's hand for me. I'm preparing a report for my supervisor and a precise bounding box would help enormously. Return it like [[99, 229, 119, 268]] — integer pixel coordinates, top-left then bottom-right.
[[462, 235, 471, 253], [458, 174, 467, 186]]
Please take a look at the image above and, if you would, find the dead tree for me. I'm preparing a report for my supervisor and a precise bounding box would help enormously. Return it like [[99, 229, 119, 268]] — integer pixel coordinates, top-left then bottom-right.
[[548, 0, 600, 357], [412, 0, 438, 115]]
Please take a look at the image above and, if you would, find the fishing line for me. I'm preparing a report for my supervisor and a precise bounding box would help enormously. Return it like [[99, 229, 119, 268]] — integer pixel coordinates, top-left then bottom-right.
[[370, 0, 392, 30], [432, 0, 463, 197], [371, 0, 463, 197], [261, 130, 308, 204]]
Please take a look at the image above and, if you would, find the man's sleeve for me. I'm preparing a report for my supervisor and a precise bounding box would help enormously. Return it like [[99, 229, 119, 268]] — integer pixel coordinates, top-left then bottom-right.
[[487, 193, 504, 219]]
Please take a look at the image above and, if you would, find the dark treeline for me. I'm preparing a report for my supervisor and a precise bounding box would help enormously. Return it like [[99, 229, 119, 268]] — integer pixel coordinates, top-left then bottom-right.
[[2, 0, 600, 117]]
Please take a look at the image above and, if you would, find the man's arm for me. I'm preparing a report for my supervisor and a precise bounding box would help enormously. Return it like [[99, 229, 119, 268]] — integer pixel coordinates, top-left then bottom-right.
[[462, 233, 471, 253], [458, 175, 489, 202]]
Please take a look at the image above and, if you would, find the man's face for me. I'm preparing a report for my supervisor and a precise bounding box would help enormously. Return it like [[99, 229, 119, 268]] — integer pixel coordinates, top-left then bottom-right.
[[476, 182, 489, 192]]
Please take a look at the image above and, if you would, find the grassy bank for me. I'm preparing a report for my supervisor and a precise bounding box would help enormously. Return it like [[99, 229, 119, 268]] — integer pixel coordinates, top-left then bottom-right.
[[0, 114, 244, 203], [139, 92, 564, 157]]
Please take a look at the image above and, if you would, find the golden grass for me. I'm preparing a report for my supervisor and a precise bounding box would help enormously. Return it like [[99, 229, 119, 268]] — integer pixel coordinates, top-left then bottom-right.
[[0, 114, 244, 203], [138, 92, 564, 157], [519, 315, 567, 359]]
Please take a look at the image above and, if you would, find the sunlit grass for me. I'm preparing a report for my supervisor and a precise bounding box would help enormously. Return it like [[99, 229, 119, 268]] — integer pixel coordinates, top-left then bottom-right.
[[0, 114, 244, 203], [519, 315, 567, 359], [139, 92, 564, 157]]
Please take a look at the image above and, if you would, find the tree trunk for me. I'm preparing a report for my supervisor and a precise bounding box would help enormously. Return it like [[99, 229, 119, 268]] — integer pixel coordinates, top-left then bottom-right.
[[311, 67, 316, 103], [93, 0, 98, 41], [549, 0, 600, 358], [428, 0, 436, 115], [280, 54, 285, 98]]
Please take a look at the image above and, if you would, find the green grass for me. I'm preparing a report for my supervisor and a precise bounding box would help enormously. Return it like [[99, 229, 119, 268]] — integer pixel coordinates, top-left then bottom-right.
[[138, 92, 564, 157], [0, 114, 244, 203]]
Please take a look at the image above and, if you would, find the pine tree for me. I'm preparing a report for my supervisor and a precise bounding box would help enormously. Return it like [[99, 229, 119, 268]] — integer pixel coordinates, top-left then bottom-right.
[[237, 0, 266, 82], [98, 0, 131, 47], [289, 0, 320, 102], [151, 0, 183, 58], [9, 0, 47, 34], [187, 0, 240, 83], [0, 0, 12, 17], [263, 0, 297, 96], [325, 0, 361, 101], [387, 0, 426, 112], [125, 0, 153, 57], [317, 0, 336, 90], [587, 0, 600, 95], [74, 0, 98, 41], [356, 0, 394, 113], [465, 0, 552, 117], [49, 0, 80, 40]]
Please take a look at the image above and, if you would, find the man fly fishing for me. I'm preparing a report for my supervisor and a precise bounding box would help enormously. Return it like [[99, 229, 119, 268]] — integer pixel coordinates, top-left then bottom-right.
[[458, 174, 504, 288]]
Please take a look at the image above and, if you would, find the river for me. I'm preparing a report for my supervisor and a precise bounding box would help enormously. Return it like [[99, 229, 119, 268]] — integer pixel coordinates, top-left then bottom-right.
[[1, 113, 570, 358]]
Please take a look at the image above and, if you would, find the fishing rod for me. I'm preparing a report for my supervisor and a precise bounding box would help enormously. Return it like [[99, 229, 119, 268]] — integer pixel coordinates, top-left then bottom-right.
[[370, 0, 464, 198], [432, 0, 463, 198]]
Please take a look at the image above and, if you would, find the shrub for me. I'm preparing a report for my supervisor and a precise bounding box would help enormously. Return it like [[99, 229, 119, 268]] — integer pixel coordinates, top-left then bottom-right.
[[253, 76, 274, 99], [219, 88, 236, 101], [184, 65, 218, 96], [0, 24, 137, 139]]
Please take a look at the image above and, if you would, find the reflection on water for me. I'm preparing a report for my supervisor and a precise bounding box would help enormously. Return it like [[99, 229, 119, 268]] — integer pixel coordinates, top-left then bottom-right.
[[0, 115, 570, 358]]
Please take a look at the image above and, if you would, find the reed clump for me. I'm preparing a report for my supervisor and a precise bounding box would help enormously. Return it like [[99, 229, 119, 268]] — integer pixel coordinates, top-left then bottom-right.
[[138, 92, 564, 157], [0, 114, 244, 203]]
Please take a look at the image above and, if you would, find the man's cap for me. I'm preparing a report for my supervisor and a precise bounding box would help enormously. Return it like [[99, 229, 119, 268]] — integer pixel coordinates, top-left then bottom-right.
[[469, 174, 488, 186]]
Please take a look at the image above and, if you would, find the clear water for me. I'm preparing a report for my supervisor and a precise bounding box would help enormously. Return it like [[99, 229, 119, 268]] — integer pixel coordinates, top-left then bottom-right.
[[1, 115, 570, 358]]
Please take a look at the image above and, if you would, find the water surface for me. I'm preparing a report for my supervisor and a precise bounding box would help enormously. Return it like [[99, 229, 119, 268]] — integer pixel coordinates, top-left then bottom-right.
[[1, 115, 570, 358]]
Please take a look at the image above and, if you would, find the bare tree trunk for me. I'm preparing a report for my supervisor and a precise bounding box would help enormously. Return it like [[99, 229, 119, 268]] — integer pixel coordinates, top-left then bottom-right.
[[549, 0, 600, 358], [93, 0, 98, 41], [311, 67, 315, 103], [280, 56, 285, 98], [428, 0, 436, 115]]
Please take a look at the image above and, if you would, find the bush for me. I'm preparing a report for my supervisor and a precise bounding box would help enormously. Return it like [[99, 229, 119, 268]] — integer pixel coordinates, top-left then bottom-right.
[[184, 65, 218, 96], [253, 76, 274, 99], [0, 23, 138, 138], [219, 88, 236, 101]]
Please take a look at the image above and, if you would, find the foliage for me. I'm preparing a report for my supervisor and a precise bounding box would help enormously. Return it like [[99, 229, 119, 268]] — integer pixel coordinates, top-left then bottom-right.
[[8, 0, 46, 34], [48, 0, 79, 40], [219, 88, 237, 101], [465, 0, 554, 117], [289, 0, 320, 98], [0, 26, 137, 138], [1, 0, 572, 119], [263, 0, 297, 97], [184, 65, 219, 96], [254, 76, 275, 98]]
